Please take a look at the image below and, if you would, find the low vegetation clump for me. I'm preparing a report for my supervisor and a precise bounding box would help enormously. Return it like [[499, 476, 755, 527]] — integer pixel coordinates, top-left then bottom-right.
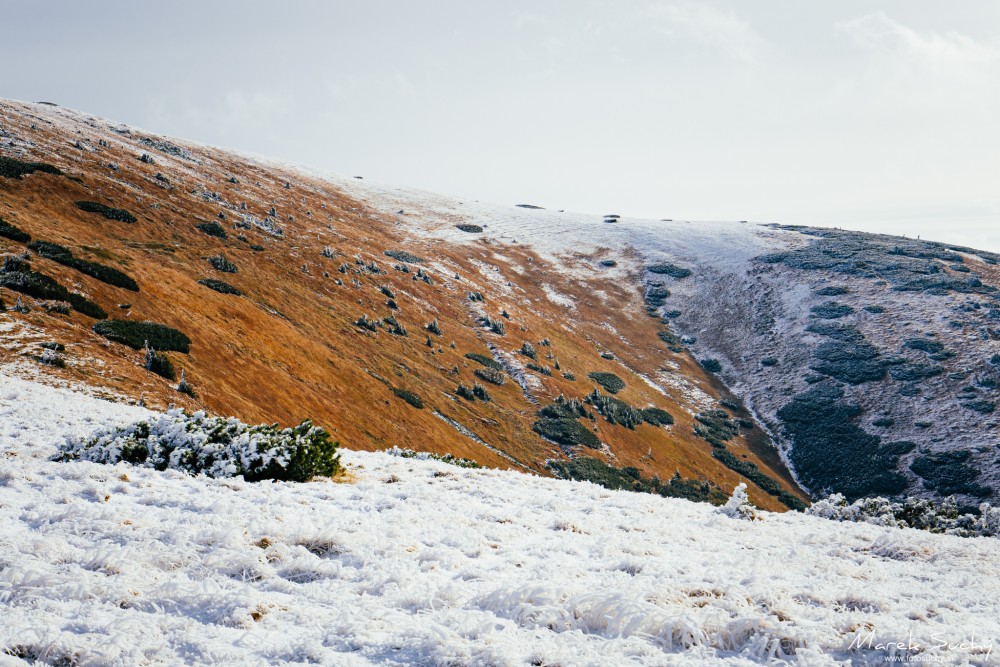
[[208, 255, 238, 273], [144, 342, 175, 380], [455, 224, 483, 233], [647, 262, 692, 278], [464, 352, 502, 370], [355, 314, 378, 332], [693, 409, 740, 447], [0, 217, 31, 242], [28, 240, 139, 291], [910, 450, 991, 497], [585, 390, 643, 429], [699, 358, 722, 373], [548, 458, 727, 505], [539, 396, 592, 420], [658, 330, 684, 353], [810, 339, 886, 384], [56, 410, 340, 482], [75, 201, 137, 224], [815, 286, 848, 296], [587, 371, 625, 394], [808, 494, 1000, 537], [526, 363, 552, 376], [532, 417, 600, 449], [904, 338, 945, 355], [711, 449, 805, 510], [810, 302, 854, 319], [385, 446, 481, 468], [639, 406, 674, 426], [482, 316, 506, 335], [196, 221, 228, 239], [383, 315, 407, 336], [474, 367, 505, 385], [0, 259, 106, 318], [777, 381, 908, 499], [426, 319, 442, 335], [888, 363, 943, 381], [198, 278, 242, 296], [384, 249, 423, 264], [0, 156, 63, 180], [472, 383, 491, 402], [645, 284, 671, 307], [520, 341, 537, 360], [392, 387, 424, 409], [93, 319, 191, 353]]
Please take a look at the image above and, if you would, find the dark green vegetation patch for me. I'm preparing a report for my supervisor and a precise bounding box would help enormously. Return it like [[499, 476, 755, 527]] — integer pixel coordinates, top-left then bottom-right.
[[75, 201, 137, 224], [198, 278, 242, 296], [548, 458, 727, 505], [587, 371, 625, 394], [464, 352, 502, 370], [711, 449, 806, 510], [392, 387, 424, 409], [810, 302, 854, 319], [208, 255, 238, 273], [0, 258, 106, 318], [93, 320, 191, 353], [532, 411, 600, 449], [647, 262, 692, 278], [196, 221, 228, 239], [0, 155, 62, 179], [0, 217, 31, 243], [693, 409, 740, 448], [384, 249, 423, 264], [910, 451, 991, 498], [28, 240, 139, 291], [455, 224, 483, 233], [777, 382, 907, 499]]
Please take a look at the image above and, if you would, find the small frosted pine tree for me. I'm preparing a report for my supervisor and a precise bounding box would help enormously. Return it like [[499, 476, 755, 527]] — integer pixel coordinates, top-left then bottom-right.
[[720, 483, 758, 521]]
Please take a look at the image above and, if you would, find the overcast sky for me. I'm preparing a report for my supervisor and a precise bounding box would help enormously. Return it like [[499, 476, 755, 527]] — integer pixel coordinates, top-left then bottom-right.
[[4, 1, 999, 250]]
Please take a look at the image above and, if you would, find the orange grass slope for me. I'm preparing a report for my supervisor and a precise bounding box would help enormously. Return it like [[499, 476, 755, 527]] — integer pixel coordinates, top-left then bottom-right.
[[0, 100, 806, 511]]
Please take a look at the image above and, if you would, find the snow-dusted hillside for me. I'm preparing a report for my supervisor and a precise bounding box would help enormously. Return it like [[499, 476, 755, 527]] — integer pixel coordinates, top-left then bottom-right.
[[2, 372, 999, 666], [317, 175, 1000, 504]]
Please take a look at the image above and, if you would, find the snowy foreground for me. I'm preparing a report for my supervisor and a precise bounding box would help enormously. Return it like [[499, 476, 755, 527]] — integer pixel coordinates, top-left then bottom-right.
[[1, 374, 999, 667]]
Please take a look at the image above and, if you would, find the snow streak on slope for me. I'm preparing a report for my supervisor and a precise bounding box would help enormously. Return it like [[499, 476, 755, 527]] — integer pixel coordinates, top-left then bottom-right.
[[2, 373, 999, 666]]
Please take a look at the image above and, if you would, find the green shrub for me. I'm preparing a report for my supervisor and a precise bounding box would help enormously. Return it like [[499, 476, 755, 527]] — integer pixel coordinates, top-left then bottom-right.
[[483, 316, 506, 335], [587, 371, 625, 394], [520, 341, 536, 359], [904, 338, 944, 354], [539, 396, 591, 420], [586, 389, 643, 429], [379, 285, 396, 299], [28, 240, 139, 291], [455, 224, 483, 233], [392, 387, 424, 409], [386, 446, 481, 468], [383, 315, 407, 336], [465, 352, 501, 370], [198, 278, 242, 296], [863, 305, 886, 314], [640, 406, 674, 426], [56, 409, 340, 482], [144, 344, 176, 380], [355, 314, 378, 332], [760, 357, 779, 367], [533, 417, 600, 449], [426, 319, 442, 335], [658, 330, 684, 353], [196, 221, 228, 239], [68, 293, 108, 319], [384, 249, 423, 264], [910, 451, 991, 497], [474, 367, 506, 385], [0, 217, 30, 242], [468, 291, 484, 302], [93, 319, 191, 352], [526, 362, 552, 376], [0, 156, 62, 180], [648, 263, 692, 278], [693, 409, 740, 447], [810, 302, 854, 319], [456, 383, 476, 400], [562, 371, 576, 381], [472, 383, 491, 402], [75, 201, 137, 224], [548, 457, 727, 505], [208, 255, 238, 273], [0, 265, 107, 318], [816, 286, 848, 296], [700, 358, 722, 373]]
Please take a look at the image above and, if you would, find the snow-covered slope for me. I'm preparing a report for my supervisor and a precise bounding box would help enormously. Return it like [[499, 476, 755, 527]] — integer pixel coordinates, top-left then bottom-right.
[[2, 372, 999, 666]]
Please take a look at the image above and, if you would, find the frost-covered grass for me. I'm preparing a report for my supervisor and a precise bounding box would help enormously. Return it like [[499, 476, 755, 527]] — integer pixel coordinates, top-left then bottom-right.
[[3, 379, 1000, 665]]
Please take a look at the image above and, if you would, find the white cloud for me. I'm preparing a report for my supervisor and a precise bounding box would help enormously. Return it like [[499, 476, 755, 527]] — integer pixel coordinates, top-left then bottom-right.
[[645, 0, 767, 62], [839, 12, 1000, 77]]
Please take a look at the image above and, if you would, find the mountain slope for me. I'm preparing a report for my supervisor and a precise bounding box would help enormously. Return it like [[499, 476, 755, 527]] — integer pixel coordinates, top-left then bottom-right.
[[2, 99, 998, 508], [2, 373, 999, 666], [0, 100, 803, 511]]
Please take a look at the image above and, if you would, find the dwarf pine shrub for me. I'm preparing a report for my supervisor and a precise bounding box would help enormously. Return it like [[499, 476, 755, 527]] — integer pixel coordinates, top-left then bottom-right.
[[472, 383, 491, 402], [57, 410, 340, 482], [426, 319, 442, 335], [483, 316, 506, 335], [0, 156, 63, 180], [28, 240, 139, 291], [384, 249, 423, 264], [143, 341, 176, 380], [587, 371, 625, 394], [198, 278, 242, 296], [455, 224, 483, 233], [456, 383, 476, 400], [75, 201, 137, 223], [474, 367, 506, 385], [520, 342, 537, 359], [196, 221, 228, 239], [0, 217, 31, 242], [208, 255, 238, 273], [392, 387, 423, 409], [93, 319, 191, 352]]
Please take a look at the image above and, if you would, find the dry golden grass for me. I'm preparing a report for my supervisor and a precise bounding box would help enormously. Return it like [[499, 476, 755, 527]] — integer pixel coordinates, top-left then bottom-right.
[[0, 101, 806, 511]]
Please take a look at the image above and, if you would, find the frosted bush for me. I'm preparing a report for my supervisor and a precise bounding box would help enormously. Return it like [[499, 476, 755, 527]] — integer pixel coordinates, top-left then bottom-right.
[[385, 446, 481, 469], [807, 493, 1000, 537], [720, 483, 758, 521], [57, 409, 339, 482]]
